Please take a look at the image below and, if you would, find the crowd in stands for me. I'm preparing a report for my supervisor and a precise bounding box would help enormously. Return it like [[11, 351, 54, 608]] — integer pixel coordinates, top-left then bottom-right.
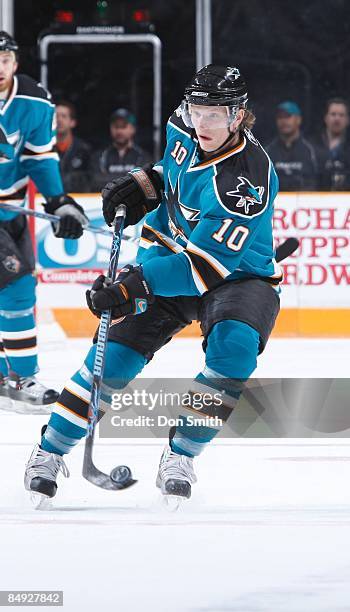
[[267, 98, 350, 191], [55, 97, 350, 193], [55, 103, 151, 193]]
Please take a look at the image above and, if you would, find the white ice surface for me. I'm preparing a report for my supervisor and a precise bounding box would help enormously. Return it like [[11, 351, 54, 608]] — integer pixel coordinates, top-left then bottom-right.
[[1, 326, 350, 611]]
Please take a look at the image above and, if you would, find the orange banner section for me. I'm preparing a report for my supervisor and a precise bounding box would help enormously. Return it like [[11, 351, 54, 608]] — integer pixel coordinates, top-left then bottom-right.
[[273, 308, 350, 336], [52, 308, 350, 338]]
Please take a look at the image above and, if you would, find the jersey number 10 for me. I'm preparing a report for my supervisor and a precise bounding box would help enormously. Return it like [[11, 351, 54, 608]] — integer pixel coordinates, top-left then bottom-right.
[[212, 219, 249, 251], [170, 141, 188, 165]]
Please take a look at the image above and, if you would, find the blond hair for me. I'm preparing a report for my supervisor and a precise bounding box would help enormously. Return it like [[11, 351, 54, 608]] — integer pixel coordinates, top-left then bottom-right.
[[240, 108, 256, 131]]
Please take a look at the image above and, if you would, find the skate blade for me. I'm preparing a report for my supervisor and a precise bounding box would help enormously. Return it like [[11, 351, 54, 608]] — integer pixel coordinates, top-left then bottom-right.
[[9, 399, 53, 415], [30, 491, 53, 510], [161, 495, 184, 512]]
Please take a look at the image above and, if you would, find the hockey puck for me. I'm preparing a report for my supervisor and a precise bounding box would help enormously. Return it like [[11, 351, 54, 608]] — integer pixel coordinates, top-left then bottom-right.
[[110, 465, 133, 485]]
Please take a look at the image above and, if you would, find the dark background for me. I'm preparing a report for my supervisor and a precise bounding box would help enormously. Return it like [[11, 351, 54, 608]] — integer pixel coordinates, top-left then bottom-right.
[[14, 0, 350, 154]]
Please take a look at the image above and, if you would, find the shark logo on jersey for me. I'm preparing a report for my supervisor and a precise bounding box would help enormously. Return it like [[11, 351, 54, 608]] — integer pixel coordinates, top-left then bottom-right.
[[226, 176, 265, 216], [168, 218, 187, 243], [166, 172, 199, 241], [178, 202, 200, 222]]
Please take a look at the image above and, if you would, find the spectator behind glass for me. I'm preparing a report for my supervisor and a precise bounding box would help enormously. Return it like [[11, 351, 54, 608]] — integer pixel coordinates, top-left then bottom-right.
[[90, 108, 152, 192], [55, 100, 91, 192], [313, 98, 350, 190], [267, 101, 318, 191]]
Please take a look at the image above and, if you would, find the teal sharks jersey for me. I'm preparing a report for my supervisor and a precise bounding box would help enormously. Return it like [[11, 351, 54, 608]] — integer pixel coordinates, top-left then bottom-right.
[[137, 110, 281, 297], [0, 74, 63, 222]]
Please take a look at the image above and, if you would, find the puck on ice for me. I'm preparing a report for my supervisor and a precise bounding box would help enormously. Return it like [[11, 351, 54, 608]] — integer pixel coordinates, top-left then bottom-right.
[[110, 465, 132, 485]]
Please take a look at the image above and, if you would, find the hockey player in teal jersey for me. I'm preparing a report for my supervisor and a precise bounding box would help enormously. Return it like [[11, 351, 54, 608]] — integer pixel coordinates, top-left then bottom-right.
[[24, 65, 281, 502], [0, 32, 88, 411]]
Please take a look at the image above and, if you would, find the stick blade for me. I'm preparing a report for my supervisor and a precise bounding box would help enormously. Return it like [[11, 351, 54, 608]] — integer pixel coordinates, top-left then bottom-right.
[[83, 449, 137, 491], [83, 459, 137, 490], [275, 237, 299, 262]]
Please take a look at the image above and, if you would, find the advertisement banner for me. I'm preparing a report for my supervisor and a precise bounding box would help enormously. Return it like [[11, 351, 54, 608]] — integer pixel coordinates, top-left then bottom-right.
[[34, 192, 350, 336], [274, 192, 350, 308]]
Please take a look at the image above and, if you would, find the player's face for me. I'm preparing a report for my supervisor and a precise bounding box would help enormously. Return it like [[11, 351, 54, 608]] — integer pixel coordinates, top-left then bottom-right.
[[56, 106, 76, 136], [0, 51, 17, 92], [276, 112, 301, 137], [190, 105, 244, 152], [110, 119, 135, 147], [324, 103, 349, 136]]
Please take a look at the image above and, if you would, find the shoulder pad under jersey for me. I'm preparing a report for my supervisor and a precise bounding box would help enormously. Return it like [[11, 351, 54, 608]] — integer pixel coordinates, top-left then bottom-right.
[[16, 74, 52, 102], [167, 108, 193, 138]]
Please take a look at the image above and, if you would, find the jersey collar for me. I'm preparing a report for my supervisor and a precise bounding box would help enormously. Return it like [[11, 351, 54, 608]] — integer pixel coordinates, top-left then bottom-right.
[[187, 135, 246, 172]]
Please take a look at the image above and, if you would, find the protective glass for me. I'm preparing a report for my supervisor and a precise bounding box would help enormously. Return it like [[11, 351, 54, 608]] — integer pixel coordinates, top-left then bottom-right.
[[180, 100, 240, 129]]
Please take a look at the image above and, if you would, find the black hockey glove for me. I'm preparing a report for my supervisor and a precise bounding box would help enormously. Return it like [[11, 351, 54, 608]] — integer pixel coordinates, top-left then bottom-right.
[[44, 194, 89, 239], [86, 265, 154, 319], [102, 164, 163, 227]]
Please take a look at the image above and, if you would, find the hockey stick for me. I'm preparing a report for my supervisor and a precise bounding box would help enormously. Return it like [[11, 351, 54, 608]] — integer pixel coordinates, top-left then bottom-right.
[[81, 229, 297, 491], [83, 204, 137, 491], [275, 237, 299, 262], [0, 202, 112, 237]]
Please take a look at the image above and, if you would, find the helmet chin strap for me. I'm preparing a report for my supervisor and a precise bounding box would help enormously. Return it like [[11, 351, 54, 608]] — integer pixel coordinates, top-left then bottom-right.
[[220, 129, 236, 149], [221, 116, 243, 147], [199, 125, 240, 158]]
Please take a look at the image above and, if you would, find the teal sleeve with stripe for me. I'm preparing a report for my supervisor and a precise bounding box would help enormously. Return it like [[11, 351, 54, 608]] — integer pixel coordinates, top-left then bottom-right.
[[142, 166, 278, 297], [21, 103, 64, 197]]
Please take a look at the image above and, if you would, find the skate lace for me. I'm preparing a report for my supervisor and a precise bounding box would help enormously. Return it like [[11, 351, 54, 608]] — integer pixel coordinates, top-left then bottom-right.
[[26, 445, 70, 481], [19, 377, 49, 398], [160, 448, 196, 484]]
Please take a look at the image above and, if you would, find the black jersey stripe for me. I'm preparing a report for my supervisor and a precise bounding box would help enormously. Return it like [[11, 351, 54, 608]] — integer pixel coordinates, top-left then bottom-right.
[[3, 336, 37, 350], [185, 248, 225, 290], [141, 225, 179, 253], [141, 225, 159, 244], [21, 146, 55, 157]]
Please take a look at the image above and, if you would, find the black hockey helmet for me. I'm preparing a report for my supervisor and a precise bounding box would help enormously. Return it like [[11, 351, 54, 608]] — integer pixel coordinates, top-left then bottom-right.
[[0, 31, 18, 54], [185, 64, 248, 106], [181, 64, 248, 128]]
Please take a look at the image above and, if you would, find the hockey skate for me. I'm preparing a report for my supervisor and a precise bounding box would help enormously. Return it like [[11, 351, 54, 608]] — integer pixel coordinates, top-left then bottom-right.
[[156, 444, 197, 509], [7, 373, 59, 414], [24, 443, 70, 509]]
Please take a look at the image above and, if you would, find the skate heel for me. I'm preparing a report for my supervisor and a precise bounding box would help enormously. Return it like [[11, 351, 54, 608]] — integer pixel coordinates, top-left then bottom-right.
[[156, 445, 197, 507], [24, 444, 69, 509], [30, 477, 58, 498], [163, 478, 191, 498]]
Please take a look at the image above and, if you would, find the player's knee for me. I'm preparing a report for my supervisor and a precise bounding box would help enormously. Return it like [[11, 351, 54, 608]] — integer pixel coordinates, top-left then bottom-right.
[[205, 320, 260, 379], [84, 341, 147, 389]]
